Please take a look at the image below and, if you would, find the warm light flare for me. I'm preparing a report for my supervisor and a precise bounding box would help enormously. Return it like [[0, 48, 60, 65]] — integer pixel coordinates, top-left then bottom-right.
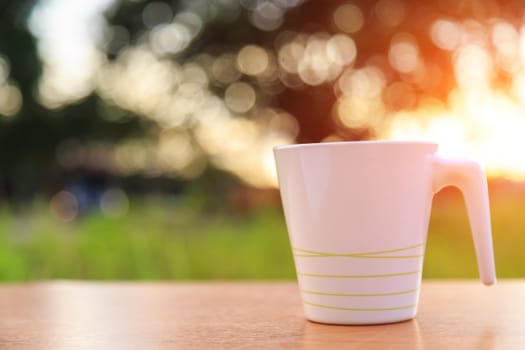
[[381, 87, 525, 180], [454, 44, 492, 89], [376, 16, 525, 181]]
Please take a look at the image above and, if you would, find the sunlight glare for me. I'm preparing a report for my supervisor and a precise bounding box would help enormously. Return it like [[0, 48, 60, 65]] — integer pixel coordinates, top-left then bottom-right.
[[492, 22, 519, 72], [29, 0, 115, 108], [381, 85, 525, 180], [454, 44, 492, 90], [0, 84, 22, 117]]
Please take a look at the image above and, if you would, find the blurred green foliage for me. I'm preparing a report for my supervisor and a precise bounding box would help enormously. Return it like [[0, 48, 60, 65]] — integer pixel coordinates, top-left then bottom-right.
[[0, 187, 521, 281]]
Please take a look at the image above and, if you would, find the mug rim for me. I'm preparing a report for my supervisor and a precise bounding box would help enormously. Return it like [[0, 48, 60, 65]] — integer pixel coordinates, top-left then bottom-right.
[[274, 140, 438, 151]]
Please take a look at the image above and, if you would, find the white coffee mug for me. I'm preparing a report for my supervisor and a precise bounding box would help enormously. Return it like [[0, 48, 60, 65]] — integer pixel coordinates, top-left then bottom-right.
[[274, 141, 496, 325]]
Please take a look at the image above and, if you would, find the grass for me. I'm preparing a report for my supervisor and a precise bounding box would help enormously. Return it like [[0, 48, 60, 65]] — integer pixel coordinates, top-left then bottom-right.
[[0, 196, 296, 280], [0, 186, 523, 281]]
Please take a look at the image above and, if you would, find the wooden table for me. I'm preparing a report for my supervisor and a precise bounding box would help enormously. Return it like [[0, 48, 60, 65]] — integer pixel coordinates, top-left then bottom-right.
[[1, 280, 523, 349]]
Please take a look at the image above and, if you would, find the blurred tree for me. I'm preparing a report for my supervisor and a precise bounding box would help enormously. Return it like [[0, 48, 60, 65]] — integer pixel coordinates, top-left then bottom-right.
[[2, 0, 525, 204], [105, 0, 340, 142], [104, 0, 523, 147], [0, 0, 152, 205]]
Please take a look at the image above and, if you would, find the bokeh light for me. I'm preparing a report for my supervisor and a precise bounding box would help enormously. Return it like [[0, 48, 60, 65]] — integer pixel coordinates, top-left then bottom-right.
[[388, 33, 420, 73], [374, 0, 405, 27], [251, 1, 284, 31], [142, 2, 173, 29], [50, 191, 79, 222], [431, 19, 462, 51], [333, 3, 364, 34], [492, 21, 520, 73], [0, 83, 22, 117], [225, 82, 256, 113], [28, 0, 113, 108], [212, 53, 241, 85], [0, 55, 21, 117], [326, 34, 357, 66], [150, 23, 192, 55], [100, 188, 129, 219], [237, 45, 270, 76], [278, 36, 305, 74], [383, 81, 417, 110], [454, 44, 492, 89]]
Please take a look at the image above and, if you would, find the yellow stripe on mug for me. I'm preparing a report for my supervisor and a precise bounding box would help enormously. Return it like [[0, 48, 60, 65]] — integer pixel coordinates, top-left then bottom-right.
[[301, 288, 419, 297], [303, 300, 416, 312], [297, 270, 421, 279], [293, 243, 424, 259]]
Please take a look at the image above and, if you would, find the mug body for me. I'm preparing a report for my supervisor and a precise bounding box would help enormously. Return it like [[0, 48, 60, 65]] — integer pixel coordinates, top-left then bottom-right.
[[274, 141, 438, 324]]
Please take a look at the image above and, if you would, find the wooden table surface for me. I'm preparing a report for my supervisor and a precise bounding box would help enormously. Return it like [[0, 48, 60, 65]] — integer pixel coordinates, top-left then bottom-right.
[[1, 280, 524, 349]]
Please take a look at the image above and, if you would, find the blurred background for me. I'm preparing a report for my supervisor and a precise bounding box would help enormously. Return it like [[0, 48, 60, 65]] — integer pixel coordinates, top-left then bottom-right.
[[0, 0, 523, 280]]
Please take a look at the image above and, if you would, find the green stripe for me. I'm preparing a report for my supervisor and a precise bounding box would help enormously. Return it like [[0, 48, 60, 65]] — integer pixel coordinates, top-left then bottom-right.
[[303, 300, 416, 311], [293, 243, 423, 259], [298, 270, 421, 278], [301, 288, 418, 297]]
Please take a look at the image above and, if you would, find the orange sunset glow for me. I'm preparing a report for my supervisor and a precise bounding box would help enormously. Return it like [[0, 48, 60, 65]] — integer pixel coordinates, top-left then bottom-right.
[[379, 19, 525, 181], [276, 5, 525, 186], [266, 10, 525, 186]]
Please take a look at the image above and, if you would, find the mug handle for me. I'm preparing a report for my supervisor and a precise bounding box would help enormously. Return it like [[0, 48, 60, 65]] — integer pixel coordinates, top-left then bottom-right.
[[432, 156, 496, 285]]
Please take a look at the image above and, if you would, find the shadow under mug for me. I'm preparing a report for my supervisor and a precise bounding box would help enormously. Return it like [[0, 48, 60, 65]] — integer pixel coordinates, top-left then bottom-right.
[[274, 141, 496, 325]]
